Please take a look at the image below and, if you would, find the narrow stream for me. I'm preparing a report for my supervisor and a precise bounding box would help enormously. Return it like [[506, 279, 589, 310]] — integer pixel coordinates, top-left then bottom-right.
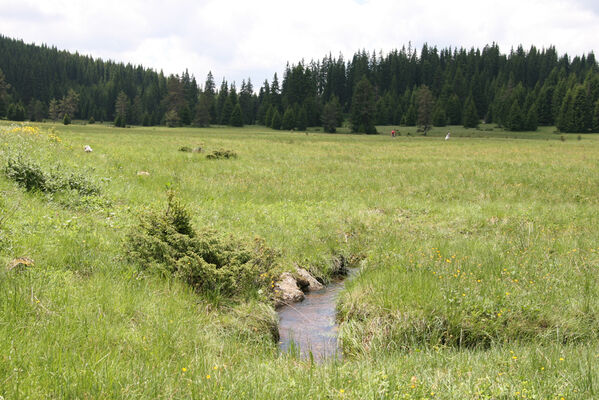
[[277, 279, 346, 360]]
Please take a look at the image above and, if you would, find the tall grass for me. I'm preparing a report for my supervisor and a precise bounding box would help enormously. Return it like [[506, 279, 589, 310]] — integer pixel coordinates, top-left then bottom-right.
[[0, 121, 598, 398]]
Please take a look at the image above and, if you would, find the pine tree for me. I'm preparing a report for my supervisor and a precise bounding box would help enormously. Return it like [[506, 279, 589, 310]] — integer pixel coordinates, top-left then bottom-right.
[[322, 101, 338, 133], [220, 95, 234, 125], [593, 100, 599, 133], [114, 91, 129, 125], [507, 100, 525, 131], [525, 104, 538, 131], [264, 105, 274, 128], [296, 106, 308, 131], [462, 96, 479, 128], [179, 105, 191, 126], [282, 107, 295, 130], [416, 85, 435, 132], [403, 104, 417, 126], [230, 103, 243, 127], [164, 109, 180, 127], [0, 68, 11, 118], [63, 113, 71, 125], [446, 94, 462, 125], [432, 104, 447, 126], [350, 77, 377, 134], [271, 109, 282, 130], [193, 95, 212, 127], [48, 99, 59, 121], [572, 84, 592, 132]]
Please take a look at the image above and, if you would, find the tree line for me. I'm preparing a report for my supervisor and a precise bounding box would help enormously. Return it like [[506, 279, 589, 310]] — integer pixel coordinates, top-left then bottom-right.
[[1, 35, 598, 133]]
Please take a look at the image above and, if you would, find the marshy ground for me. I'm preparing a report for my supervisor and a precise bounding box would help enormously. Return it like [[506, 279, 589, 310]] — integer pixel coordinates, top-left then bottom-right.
[[1, 121, 598, 398]]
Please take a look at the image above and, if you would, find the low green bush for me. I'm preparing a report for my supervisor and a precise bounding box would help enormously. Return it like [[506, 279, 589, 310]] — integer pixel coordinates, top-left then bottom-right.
[[206, 149, 237, 159], [3, 156, 100, 195], [125, 191, 279, 298]]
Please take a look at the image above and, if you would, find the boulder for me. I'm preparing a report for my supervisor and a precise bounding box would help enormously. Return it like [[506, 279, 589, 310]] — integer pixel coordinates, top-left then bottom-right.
[[295, 267, 324, 291], [274, 272, 304, 308]]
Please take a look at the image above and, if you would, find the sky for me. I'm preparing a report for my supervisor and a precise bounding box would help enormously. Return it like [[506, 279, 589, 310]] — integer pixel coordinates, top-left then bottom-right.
[[1, 0, 598, 88]]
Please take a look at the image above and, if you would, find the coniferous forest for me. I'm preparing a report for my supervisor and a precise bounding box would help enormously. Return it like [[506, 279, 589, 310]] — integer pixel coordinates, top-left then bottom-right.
[[1, 35, 598, 133]]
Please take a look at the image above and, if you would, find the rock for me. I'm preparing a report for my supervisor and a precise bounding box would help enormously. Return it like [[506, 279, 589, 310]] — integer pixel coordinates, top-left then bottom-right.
[[295, 267, 324, 291], [274, 272, 304, 308], [7, 257, 34, 272], [137, 171, 150, 176]]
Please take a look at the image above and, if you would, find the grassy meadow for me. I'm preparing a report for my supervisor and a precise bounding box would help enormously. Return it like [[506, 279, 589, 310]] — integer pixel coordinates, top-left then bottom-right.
[[1, 121, 598, 399]]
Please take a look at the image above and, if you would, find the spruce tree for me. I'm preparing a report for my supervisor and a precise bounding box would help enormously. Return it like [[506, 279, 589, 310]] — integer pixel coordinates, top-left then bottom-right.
[[229, 103, 243, 127], [193, 95, 212, 127], [296, 106, 308, 131], [507, 100, 525, 131], [63, 113, 71, 125], [432, 104, 447, 126], [282, 107, 295, 130], [446, 94, 462, 125], [593, 100, 599, 133], [220, 96, 234, 125], [462, 96, 479, 128], [416, 85, 435, 132], [264, 105, 274, 128], [179, 105, 191, 126], [350, 76, 377, 134], [404, 103, 417, 126], [322, 100, 339, 133], [557, 89, 574, 132], [271, 109, 282, 130], [525, 104, 538, 131]]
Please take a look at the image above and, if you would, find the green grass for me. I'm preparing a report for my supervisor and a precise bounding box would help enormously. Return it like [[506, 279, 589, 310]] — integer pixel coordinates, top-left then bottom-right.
[[0, 121, 598, 398]]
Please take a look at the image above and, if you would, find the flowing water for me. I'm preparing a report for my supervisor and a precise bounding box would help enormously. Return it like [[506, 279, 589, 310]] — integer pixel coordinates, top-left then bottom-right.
[[277, 279, 346, 361]]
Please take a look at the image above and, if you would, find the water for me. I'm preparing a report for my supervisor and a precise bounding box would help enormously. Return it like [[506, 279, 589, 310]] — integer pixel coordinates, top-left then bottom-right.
[[277, 279, 346, 361]]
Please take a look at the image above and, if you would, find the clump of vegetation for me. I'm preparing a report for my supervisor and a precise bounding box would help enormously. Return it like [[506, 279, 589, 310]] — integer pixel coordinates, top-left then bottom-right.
[[3, 155, 100, 195], [125, 191, 278, 298], [178, 146, 192, 152], [206, 149, 237, 159]]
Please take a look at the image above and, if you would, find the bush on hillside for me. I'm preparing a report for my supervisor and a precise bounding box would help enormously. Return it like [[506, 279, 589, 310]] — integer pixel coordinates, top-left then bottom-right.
[[125, 191, 279, 297]]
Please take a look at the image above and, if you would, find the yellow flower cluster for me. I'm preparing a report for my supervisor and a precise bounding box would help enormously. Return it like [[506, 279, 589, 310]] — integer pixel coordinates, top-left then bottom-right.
[[4, 124, 41, 135]]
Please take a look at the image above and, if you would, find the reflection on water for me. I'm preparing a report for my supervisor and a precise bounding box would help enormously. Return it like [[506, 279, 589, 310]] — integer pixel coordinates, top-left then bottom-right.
[[278, 279, 345, 361]]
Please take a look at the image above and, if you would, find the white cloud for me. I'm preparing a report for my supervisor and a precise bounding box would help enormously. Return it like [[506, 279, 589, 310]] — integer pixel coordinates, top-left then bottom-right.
[[1, 0, 597, 87]]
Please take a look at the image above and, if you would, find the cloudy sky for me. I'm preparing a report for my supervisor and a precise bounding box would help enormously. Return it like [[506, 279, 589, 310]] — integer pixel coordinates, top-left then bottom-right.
[[2, 0, 598, 87]]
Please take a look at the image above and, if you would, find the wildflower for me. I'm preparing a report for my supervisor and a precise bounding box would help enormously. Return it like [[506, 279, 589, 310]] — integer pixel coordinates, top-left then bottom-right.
[[206, 375, 211, 379], [182, 367, 187, 372]]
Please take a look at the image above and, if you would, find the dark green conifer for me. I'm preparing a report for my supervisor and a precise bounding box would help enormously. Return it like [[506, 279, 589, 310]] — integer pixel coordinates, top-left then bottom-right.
[[230, 103, 243, 127]]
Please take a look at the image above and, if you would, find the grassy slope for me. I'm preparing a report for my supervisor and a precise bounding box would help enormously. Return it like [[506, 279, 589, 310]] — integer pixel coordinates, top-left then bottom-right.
[[0, 121, 598, 399]]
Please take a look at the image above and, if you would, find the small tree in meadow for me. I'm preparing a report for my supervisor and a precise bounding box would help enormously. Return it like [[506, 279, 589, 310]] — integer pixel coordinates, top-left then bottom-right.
[[282, 107, 295, 130], [270, 109, 282, 130], [229, 103, 243, 127]]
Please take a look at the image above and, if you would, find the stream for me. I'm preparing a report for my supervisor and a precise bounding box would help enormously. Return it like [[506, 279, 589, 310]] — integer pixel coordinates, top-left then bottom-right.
[[277, 278, 346, 361]]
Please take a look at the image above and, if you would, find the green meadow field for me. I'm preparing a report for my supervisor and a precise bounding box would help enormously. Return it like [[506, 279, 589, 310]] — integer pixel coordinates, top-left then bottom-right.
[[1, 121, 598, 399]]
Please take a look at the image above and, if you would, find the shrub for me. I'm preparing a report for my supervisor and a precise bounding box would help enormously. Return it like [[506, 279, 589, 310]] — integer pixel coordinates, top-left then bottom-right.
[[178, 146, 192, 152], [125, 191, 278, 297], [63, 113, 71, 125], [4, 156, 55, 192], [88, 116, 95, 124], [3, 156, 100, 195], [206, 149, 237, 160]]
